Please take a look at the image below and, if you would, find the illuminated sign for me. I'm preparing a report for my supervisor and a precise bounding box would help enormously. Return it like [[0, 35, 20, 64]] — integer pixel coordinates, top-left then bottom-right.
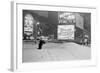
[[58, 12, 76, 24], [24, 14, 34, 35], [58, 25, 74, 40]]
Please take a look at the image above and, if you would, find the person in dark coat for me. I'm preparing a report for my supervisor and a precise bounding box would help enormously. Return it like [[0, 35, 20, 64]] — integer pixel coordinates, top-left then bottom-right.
[[37, 39, 45, 50]]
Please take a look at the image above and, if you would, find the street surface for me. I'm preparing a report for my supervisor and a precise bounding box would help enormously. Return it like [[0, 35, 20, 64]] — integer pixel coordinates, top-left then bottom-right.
[[22, 42, 91, 62]]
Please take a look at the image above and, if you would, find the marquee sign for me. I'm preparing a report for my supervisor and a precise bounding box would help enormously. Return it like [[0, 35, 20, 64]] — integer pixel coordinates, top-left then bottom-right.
[[58, 12, 76, 24]]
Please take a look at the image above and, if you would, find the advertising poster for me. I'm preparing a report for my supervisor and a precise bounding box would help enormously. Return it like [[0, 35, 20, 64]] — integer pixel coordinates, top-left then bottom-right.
[[58, 25, 75, 40]]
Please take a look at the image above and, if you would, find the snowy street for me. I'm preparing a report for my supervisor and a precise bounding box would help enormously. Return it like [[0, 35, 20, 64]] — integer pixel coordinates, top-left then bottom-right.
[[22, 42, 91, 62]]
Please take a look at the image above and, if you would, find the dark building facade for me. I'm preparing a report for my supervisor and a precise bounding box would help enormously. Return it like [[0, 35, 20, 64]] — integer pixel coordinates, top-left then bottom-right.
[[23, 10, 91, 44]]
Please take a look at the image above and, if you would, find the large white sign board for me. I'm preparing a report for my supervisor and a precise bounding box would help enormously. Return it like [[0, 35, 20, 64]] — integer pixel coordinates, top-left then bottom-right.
[[58, 25, 74, 40]]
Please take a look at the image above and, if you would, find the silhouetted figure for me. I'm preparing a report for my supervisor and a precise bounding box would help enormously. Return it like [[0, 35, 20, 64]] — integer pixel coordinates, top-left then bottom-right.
[[37, 39, 45, 50], [82, 34, 89, 46]]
